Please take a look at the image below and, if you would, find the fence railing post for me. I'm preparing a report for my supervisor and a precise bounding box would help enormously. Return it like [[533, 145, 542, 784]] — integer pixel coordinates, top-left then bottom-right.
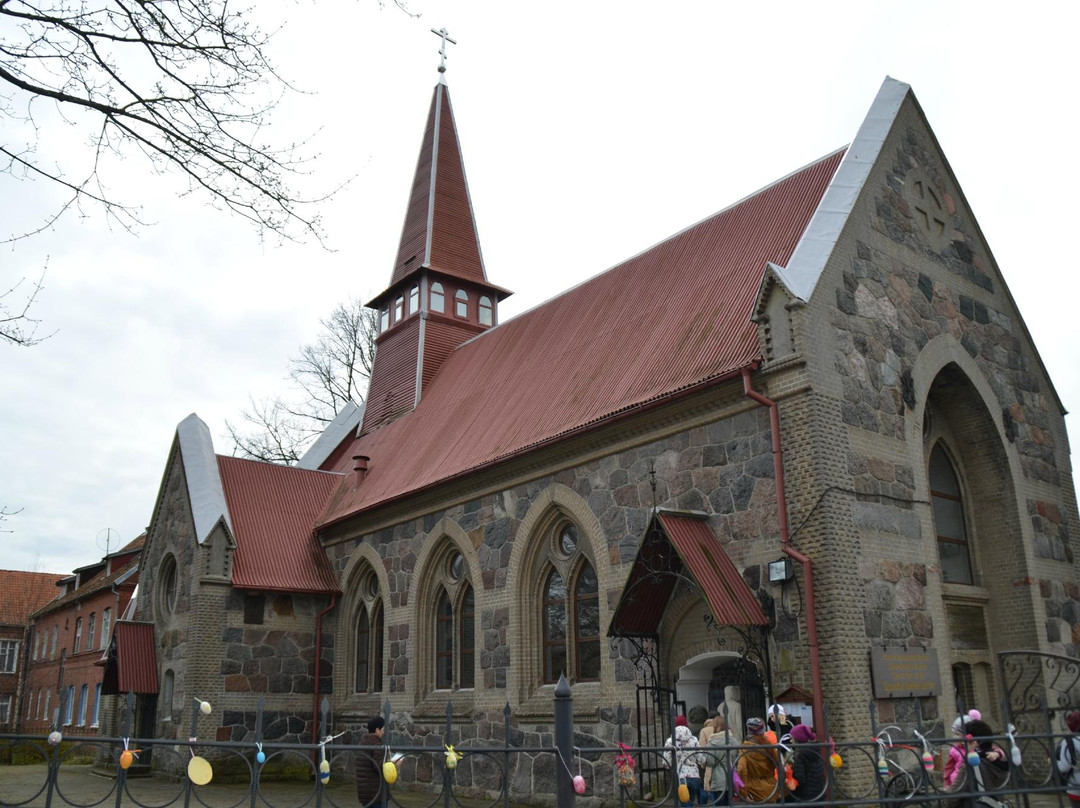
[[380, 697, 391, 808], [554, 674, 575, 808], [503, 702, 512, 808], [444, 699, 453, 808], [251, 696, 263, 808]]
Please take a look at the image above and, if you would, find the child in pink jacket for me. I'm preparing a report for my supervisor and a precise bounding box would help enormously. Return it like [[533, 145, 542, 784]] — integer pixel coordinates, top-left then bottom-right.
[[944, 709, 981, 789]]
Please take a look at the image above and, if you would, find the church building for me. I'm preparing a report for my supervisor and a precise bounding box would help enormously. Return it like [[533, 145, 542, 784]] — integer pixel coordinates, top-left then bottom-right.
[[128, 59, 1080, 798]]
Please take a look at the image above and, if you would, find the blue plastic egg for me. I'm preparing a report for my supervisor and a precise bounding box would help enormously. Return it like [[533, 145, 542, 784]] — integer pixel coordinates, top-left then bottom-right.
[[256, 751, 266, 765]]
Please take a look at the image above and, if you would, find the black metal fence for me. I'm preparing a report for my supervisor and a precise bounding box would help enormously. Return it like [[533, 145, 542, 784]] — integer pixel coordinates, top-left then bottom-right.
[[3, 672, 1079, 808]]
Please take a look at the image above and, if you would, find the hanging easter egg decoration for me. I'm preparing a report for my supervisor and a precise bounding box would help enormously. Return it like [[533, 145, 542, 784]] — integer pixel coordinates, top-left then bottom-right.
[[199, 701, 212, 716], [967, 750, 981, 767], [573, 775, 586, 795], [677, 783, 690, 804], [383, 761, 398, 784], [876, 758, 888, 777], [120, 750, 134, 769], [922, 751, 934, 771], [256, 744, 266, 765], [319, 759, 330, 784], [188, 755, 214, 786], [829, 752, 843, 769], [444, 744, 463, 770], [47, 731, 62, 746]]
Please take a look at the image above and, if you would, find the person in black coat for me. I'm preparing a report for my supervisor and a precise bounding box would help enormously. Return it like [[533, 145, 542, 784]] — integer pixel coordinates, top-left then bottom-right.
[[789, 724, 826, 803], [355, 716, 386, 807]]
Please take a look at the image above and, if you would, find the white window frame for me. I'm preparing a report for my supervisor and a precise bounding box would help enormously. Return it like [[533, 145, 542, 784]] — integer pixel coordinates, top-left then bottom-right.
[[0, 639, 19, 673]]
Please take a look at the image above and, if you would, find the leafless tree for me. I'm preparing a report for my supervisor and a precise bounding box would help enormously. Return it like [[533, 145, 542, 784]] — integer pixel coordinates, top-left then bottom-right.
[[1, 266, 51, 345], [0, 0, 334, 244], [227, 298, 377, 464]]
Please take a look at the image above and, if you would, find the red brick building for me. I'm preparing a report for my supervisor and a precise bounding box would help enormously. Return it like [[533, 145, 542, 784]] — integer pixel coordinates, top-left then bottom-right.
[[20, 538, 142, 734], [0, 570, 64, 730]]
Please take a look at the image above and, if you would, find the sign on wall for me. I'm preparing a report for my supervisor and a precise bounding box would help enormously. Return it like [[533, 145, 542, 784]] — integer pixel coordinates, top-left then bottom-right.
[[870, 646, 942, 698]]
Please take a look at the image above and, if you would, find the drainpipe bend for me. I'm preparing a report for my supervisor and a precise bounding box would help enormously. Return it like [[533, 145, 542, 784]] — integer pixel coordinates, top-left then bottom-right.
[[312, 593, 338, 751], [741, 366, 824, 737]]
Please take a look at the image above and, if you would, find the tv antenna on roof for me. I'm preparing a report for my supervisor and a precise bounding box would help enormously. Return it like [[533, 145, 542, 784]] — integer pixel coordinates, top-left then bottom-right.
[[96, 528, 120, 556]]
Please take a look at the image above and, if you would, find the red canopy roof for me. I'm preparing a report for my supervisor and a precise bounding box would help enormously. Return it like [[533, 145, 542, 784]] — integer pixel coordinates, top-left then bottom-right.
[[217, 457, 341, 593], [319, 149, 844, 527], [102, 621, 158, 695], [609, 512, 767, 638]]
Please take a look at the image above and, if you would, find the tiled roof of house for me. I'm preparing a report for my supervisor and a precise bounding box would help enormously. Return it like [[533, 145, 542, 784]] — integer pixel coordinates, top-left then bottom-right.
[[29, 536, 144, 619], [318, 148, 845, 527], [216, 457, 342, 593], [0, 570, 66, 626]]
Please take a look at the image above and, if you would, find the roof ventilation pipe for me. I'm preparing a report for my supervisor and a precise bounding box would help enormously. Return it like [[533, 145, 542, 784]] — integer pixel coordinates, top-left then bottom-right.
[[352, 455, 370, 482]]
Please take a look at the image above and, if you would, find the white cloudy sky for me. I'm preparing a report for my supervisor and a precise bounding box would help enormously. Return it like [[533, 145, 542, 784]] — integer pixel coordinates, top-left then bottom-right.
[[2, 1, 1077, 573]]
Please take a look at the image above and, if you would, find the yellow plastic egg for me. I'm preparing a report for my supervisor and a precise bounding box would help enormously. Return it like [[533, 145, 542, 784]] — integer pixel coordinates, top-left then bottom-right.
[[120, 750, 135, 769], [678, 783, 690, 803], [383, 761, 398, 784]]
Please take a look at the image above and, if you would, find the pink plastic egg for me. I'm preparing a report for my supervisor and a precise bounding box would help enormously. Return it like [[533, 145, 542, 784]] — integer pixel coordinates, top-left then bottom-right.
[[573, 775, 586, 794]]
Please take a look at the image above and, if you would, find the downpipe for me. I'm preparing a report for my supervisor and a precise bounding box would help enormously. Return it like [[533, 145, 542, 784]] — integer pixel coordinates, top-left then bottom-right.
[[312, 593, 338, 754], [741, 366, 824, 736]]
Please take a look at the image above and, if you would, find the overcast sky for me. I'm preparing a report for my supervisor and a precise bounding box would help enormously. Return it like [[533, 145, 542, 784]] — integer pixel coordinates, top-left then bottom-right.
[[3, 1, 1077, 573]]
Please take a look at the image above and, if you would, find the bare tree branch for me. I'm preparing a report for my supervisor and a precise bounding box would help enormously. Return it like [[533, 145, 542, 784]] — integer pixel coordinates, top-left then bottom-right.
[[0, 0, 344, 244], [0, 504, 23, 533], [227, 298, 377, 464], [1, 264, 53, 345]]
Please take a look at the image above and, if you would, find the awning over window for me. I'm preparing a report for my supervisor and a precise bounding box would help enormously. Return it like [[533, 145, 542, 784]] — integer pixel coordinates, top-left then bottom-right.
[[608, 511, 768, 638], [102, 621, 159, 695]]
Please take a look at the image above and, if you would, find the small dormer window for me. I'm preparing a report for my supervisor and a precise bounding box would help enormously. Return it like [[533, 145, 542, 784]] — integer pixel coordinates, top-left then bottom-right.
[[379, 306, 389, 333], [479, 296, 493, 326], [431, 282, 445, 314], [409, 285, 419, 315], [455, 289, 469, 318], [394, 296, 404, 323]]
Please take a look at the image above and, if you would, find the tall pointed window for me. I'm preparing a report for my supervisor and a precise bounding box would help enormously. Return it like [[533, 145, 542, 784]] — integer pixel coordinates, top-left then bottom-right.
[[455, 289, 468, 318], [435, 589, 454, 689], [73, 618, 82, 653], [930, 444, 974, 585], [542, 569, 567, 683], [533, 519, 603, 685], [86, 613, 96, 652], [421, 543, 475, 693], [352, 569, 384, 694], [431, 282, 445, 314], [409, 285, 419, 315], [478, 296, 493, 326]]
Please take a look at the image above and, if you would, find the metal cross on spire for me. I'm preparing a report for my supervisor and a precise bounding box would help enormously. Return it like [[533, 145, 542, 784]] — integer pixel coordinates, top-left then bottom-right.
[[431, 27, 457, 80]]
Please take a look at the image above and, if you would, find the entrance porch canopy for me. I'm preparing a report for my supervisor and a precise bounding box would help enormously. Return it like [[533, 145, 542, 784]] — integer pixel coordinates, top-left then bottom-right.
[[608, 510, 768, 638], [101, 621, 159, 695]]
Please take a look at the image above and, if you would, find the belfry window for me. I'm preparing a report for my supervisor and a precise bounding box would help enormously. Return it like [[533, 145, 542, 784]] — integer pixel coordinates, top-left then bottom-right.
[[394, 296, 404, 324], [379, 306, 389, 332], [930, 444, 974, 585], [479, 296, 493, 326], [409, 285, 419, 315], [455, 289, 468, 318], [431, 282, 445, 314]]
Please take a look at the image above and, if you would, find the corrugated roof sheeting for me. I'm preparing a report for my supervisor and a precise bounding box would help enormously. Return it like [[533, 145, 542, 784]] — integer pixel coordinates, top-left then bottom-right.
[[103, 621, 158, 695], [657, 513, 768, 627], [321, 150, 844, 527], [217, 457, 341, 593], [361, 320, 421, 432]]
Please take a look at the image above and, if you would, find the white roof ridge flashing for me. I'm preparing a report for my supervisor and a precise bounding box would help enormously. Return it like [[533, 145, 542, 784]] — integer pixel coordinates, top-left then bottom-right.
[[297, 400, 365, 470], [176, 413, 233, 544], [781, 76, 910, 302]]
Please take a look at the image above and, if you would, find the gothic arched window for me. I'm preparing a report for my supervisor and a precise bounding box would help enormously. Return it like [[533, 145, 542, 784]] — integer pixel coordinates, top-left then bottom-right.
[[478, 296, 493, 326], [930, 444, 974, 585], [431, 282, 445, 314], [455, 289, 468, 318], [426, 546, 475, 692], [352, 570, 384, 694]]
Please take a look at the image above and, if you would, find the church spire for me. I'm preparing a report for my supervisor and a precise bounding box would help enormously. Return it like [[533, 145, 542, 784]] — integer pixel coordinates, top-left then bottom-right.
[[361, 38, 511, 434]]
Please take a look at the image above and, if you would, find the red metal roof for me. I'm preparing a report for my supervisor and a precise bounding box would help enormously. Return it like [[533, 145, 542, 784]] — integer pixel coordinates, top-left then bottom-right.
[[102, 621, 158, 695], [608, 512, 766, 637], [217, 457, 341, 593], [657, 513, 767, 626], [320, 149, 844, 526], [0, 570, 64, 626], [388, 84, 488, 290]]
